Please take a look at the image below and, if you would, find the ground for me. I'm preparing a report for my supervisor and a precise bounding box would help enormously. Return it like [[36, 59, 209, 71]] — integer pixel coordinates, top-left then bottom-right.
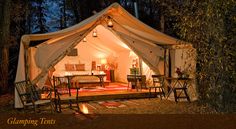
[[0, 93, 218, 114], [2, 94, 235, 129]]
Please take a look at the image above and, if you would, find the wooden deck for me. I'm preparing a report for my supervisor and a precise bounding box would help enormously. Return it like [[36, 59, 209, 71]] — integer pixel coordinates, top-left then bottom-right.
[[58, 83, 161, 103]]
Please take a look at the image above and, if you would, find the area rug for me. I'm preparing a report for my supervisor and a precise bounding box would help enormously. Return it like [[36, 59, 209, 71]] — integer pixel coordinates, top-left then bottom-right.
[[97, 101, 126, 108], [69, 85, 128, 93]]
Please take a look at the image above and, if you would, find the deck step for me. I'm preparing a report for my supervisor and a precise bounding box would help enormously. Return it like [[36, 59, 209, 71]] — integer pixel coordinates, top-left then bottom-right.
[[59, 92, 162, 103]]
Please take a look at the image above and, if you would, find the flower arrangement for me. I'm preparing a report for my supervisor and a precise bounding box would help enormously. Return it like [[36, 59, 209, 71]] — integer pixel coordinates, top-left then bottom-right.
[[176, 63, 192, 78], [105, 56, 118, 70], [176, 67, 183, 77]]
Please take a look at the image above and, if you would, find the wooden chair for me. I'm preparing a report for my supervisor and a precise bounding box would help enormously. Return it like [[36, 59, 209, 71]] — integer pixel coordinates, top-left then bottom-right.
[[53, 76, 79, 111], [139, 75, 147, 90], [127, 75, 146, 91], [43, 75, 61, 112], [15, 80, 56, 113], [148, 75, 165, 99], [127, 75, 137, 91]]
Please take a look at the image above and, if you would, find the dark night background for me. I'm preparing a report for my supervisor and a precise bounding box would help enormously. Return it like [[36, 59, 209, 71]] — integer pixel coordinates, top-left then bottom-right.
[[0, 0, 235, 112]]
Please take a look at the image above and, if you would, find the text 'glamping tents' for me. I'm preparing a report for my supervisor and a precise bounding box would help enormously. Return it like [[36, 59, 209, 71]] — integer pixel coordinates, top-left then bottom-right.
[[15, 3, 196, 108]]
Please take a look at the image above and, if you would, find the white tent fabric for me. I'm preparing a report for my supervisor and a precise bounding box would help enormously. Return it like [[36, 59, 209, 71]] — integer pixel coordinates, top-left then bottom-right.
[[15, 3, 192, 108]]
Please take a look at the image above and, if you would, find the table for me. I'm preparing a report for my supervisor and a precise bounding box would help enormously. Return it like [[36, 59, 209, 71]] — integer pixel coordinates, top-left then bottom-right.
[[65, 74, 106, 88], [165, 77, 192, 102]]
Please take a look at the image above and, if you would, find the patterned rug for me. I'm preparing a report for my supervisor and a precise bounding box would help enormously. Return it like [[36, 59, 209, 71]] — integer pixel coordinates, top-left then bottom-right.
[[69, 85, 128, 93], [97, 101, 126, 108]]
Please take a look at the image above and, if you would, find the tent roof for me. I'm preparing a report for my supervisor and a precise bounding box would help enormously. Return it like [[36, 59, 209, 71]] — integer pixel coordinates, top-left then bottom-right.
[[16, 2, 190, 84]]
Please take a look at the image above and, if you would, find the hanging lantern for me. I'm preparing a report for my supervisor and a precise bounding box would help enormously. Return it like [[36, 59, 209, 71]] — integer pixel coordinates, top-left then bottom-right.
[[108, 20, 113, 27], [83, 37, 87, 42], [92, 30, 97, 37], [107, 16, 113, 27]]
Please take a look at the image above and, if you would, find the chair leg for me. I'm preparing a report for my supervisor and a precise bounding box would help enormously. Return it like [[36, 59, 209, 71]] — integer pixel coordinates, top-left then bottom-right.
[[56, 96, 62, 113], [154, 88, 157, 97], [159, 88, 162, 100], [160, 87, 165, 99], [173, 89, 178, 103], [149, 88, 151, 99], [136, 83, 139, 92], [127, 83, 129, 91], [69, 100, 72, 109], [58, 99, 62, 112], [50, 101, 54, 113], [184, 89, 191, 102], [33, 105, 37, 113], [162, 88, 165, 97], [76, 88, 79, 111]]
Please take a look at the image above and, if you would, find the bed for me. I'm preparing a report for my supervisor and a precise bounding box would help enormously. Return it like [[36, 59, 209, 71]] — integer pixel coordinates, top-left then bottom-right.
[[53, 64, 108, 88]]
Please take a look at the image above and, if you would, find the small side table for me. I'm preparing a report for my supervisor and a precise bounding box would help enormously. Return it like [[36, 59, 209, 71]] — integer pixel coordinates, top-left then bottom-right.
[[165, 77, 191, 103]]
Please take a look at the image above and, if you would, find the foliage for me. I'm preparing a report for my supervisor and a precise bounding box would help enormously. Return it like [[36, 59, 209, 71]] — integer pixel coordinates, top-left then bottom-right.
[[0, 0, 11, 94], [31, 0, 49, 33], [167, 0, 236, 112]]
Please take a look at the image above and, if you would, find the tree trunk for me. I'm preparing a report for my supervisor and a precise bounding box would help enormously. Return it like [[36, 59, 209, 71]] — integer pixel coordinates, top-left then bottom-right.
[[71, 1, 80, 23], [63, 0, 67, 28], [26, 1, 32, 34], [160, 14, 165, 33], [0, 0, 11, 94]]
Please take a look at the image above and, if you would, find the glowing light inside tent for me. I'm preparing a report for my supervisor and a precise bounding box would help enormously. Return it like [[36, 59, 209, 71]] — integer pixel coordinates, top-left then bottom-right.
[[101, 58, 107, 64], [129, 51, 137, 58], [121, 43, 130, 49], [97, 53, 106, 58], [115, 41, 130, 50]]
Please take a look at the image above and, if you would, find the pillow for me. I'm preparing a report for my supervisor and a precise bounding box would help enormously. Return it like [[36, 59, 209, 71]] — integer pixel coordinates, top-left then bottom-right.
[[75, 64, 85, 71], [65, 64, 75, 71]]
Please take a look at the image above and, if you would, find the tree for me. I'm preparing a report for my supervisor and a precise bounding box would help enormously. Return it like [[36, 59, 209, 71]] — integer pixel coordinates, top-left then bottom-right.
[[0, 0, 11, 94], [168, 0, 236, 112], [32, 0, 48, 33]]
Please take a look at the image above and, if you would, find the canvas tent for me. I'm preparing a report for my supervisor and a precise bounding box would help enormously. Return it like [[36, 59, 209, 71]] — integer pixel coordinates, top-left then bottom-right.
[[15, 3, 196, 108]]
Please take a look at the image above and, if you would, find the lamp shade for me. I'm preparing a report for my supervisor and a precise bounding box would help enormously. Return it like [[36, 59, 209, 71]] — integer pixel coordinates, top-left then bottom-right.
[[101, 58, 107, 64]]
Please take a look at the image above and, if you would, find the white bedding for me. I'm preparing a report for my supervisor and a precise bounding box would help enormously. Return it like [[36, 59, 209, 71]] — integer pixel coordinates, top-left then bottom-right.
[[72, 76, 100, 83], [53, 71, 91, 76]]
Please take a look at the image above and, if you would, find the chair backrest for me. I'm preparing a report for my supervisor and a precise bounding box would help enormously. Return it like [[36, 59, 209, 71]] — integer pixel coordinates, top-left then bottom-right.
[[152, 75, 165, 87], [140, 75, 146, 87], [127, 75, 146, 88], [15, 80, 36, 105], [53, 76, 69, 94], [127, 75, 138, 83]]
